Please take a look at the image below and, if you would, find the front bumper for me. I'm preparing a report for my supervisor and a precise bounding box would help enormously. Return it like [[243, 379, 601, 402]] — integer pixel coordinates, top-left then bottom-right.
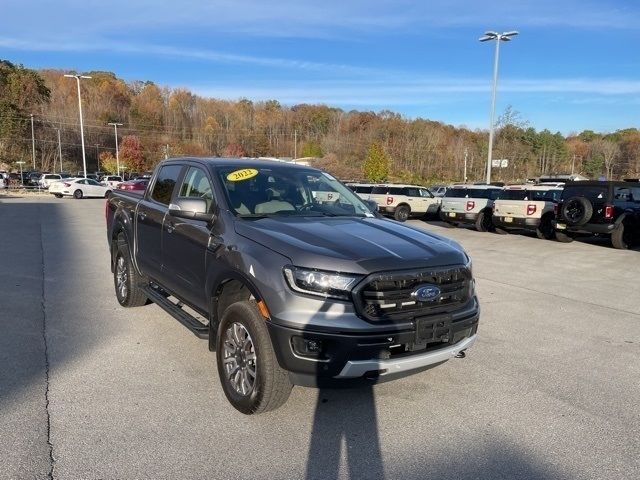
[[493, 215, 540, 230], [440, 211, 478, 224], [266, 304, 479, 387]]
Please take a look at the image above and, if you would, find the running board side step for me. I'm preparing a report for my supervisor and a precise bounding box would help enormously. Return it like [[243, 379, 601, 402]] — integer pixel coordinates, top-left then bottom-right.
[[142, 286, 209, 339]]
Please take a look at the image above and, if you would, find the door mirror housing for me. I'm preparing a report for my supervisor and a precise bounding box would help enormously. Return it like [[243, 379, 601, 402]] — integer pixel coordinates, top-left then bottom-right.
[[169, 198, 215, 222], [364, 199, 378, 213]]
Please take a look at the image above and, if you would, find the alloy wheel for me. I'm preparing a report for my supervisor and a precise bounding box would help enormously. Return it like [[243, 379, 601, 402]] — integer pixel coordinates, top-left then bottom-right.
[[222, 322, 257, 396], [116, 255, 128, 300]]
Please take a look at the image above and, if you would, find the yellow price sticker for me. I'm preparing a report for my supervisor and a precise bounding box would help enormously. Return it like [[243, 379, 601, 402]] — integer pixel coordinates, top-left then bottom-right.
[[227, 168, 258, 182]]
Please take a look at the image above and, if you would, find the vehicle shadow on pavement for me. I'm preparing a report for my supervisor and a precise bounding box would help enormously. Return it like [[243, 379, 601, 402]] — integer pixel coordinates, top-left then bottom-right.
[[305, 386, 384, 480]]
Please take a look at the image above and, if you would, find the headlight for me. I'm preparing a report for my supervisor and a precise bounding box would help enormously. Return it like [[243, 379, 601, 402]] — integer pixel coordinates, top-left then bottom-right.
[[283, 266, 361, 300]]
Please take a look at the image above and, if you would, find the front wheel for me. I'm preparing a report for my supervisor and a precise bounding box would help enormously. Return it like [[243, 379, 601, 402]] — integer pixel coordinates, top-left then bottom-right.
[[394, 205, 410, 222], [216, 301, 292, 414], [73, 189, 83, 199], [54, 194, 63, 198]]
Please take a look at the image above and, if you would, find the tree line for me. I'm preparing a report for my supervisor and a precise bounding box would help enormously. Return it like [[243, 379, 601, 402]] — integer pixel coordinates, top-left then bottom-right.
[[1, 59, 638, 182]]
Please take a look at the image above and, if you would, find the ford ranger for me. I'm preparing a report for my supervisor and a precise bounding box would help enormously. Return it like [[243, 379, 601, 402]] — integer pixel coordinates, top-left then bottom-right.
[[106, 158, 479, 414]]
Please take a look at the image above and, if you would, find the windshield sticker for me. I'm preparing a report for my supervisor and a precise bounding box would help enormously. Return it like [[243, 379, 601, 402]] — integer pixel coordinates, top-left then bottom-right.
[[227, 168, 258, 182]]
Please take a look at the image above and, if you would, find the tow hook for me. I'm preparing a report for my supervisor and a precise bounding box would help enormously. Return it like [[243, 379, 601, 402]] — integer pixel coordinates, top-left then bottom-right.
[[454, 350, 466, 359]]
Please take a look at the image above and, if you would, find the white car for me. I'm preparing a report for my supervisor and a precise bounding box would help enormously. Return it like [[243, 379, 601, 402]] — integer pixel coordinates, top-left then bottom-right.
[[102, 175, 123, 188], [38, 174, 63, 188], [49, 178, 112, 199]]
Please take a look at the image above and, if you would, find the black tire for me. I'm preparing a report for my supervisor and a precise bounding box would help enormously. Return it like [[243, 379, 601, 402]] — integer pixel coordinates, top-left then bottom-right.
[[555, 231, 574, 243], [394, 205, 410, 222], [54, 194, 63, 198], [611, 222, 632, 250], [475, 211, 493, 232], [494, 227, 509, 235], [561, 197, 593, 226], [114, 240, 148, 307], [73, 189, 83, 199], [216, 301, 292, 415], [536, 215, 556, 240]]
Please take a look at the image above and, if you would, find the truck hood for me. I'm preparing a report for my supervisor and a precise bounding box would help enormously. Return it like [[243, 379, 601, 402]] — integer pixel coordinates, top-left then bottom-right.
[[235, 216, 467, 274]]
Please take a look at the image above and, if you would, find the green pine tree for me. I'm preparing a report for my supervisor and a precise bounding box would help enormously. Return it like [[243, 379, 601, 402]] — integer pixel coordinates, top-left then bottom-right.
[[363, 142, 390, 182]]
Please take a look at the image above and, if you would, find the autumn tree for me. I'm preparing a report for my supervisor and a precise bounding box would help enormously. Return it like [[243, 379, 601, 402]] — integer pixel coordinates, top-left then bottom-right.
[[224, 143, 246, 157], [119, 135, 145, 172], [363, 142, 390, 182]]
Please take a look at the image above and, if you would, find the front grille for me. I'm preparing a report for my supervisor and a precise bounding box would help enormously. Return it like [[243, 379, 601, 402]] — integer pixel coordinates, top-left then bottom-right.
[[355, 266, 472, 321]]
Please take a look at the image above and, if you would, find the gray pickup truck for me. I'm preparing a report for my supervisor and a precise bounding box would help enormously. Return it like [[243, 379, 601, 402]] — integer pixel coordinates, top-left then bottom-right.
[[106, 157, 479, 414]]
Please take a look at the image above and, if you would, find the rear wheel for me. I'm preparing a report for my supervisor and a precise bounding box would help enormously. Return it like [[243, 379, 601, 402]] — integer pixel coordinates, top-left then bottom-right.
[[475, 211, 493, 232], [54, 193, 63, 198], [536, 216, 556, 240], [394, 205, 410, 222], [114, 240, 148, 307], [611, 222, 632, 250], [555, 231, 574, 243], [73, 189, 83, 199], [216, 301, 292, 414]]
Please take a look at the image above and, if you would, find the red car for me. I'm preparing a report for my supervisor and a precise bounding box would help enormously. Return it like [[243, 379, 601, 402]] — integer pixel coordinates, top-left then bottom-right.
[[116, 179, 149, 193]]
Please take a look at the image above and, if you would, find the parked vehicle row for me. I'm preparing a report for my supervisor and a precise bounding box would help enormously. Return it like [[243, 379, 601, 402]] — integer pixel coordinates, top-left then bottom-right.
[[438, 180, 640, 249]]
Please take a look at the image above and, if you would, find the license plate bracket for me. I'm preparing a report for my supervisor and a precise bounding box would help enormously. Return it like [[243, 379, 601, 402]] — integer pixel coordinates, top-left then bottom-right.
[[415, 314, 453, 344]]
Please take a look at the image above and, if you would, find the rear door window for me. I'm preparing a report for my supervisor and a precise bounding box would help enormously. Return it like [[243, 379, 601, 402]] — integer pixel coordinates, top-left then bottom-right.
[[403, 187, 420, 197], [151, 165, 183, 205]]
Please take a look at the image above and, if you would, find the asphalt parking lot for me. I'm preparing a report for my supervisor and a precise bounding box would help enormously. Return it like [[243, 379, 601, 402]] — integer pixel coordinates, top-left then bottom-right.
[[1, 195, 639, 480]]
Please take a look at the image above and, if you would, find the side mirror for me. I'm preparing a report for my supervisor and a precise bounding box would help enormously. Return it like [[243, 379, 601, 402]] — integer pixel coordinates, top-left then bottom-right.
[[364, 199, 379, 212], [169, 198, 215, 222]]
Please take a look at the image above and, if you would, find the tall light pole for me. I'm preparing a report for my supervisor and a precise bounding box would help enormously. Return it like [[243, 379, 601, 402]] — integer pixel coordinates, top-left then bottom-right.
[[64, 74, 92, 178], [108, 122, 123, 176], [57, 128, 63, 173], [479, 30, 518, 184], [30, 114, 36, 170]]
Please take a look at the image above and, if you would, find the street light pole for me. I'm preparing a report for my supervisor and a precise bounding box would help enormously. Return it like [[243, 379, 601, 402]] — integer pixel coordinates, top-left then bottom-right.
[[479, 30, 518, 184], [57, 128, 63, 173], [108, 122, 123, 176], [30, 114, 36, 170], [64, 74, 92, 178]]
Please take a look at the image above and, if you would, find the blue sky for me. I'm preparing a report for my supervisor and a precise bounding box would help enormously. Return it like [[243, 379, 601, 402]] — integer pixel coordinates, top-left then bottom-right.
[[2, 0, 639, 134]]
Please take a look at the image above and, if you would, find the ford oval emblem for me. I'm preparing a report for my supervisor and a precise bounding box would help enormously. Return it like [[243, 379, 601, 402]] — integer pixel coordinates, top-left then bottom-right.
[[412, 284, 441, 302]]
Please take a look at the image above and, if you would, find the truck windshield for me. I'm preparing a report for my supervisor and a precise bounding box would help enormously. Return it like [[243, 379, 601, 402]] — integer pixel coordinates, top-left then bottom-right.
[[217, 166, 374, 218]]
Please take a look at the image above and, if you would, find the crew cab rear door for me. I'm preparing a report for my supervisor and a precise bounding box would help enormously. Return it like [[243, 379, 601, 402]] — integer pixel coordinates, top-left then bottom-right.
[[136, 164, 183, 279], [161, 165, 216, 310]]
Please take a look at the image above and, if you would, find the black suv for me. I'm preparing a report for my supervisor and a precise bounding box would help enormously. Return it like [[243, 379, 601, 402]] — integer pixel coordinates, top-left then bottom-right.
[[554, 180, 640, 249]]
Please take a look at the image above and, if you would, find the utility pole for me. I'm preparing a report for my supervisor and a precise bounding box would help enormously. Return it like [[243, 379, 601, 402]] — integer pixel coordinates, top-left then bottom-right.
[[96, 144, 100, 172], [57, 128, 63, 173], [463, 148, 468, 183], [294, 130, 297, 161], [30, 114, 36, 170], [164, 144, 169, 160], [64, 74, 92, 178], [479, 30, 518, 184], [107, 122, 123, 176]]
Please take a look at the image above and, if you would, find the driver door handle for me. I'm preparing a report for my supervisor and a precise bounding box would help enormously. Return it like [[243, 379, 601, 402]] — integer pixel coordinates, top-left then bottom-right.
[[165, 222, 175, 234], [138, 211, 146, 221]]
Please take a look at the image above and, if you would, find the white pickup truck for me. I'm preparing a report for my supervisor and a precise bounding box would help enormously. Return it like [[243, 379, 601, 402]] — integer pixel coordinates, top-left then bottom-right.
[[492, 184, 563, 239], [439, 185, 503, 231]]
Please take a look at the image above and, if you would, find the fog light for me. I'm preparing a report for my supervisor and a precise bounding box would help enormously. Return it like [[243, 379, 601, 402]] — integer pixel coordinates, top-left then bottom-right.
[[292, 337, 324, 358]]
